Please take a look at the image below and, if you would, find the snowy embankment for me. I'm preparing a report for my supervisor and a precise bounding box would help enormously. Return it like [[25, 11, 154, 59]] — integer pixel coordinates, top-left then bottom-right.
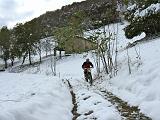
[[0, 73, 72, 120], [128, 3, 160, 18], [84, 21, 160, 119], [100, 37, 160, 120], [69, 79, 121, 120]]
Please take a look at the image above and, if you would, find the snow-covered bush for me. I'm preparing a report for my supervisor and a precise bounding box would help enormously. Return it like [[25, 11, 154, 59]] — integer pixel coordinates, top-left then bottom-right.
[[124, 1, 160, 39]]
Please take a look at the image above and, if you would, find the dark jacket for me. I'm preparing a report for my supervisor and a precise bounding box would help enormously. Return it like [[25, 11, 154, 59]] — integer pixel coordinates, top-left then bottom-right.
[[82, 61, 93, 68]]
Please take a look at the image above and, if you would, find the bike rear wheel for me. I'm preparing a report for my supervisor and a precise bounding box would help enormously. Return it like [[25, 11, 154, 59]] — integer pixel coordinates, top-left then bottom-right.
[[85, 72, 92, 85]]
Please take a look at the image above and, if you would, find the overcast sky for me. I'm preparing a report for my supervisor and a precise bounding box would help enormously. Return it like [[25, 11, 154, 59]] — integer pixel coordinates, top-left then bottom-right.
[[0, 0, 84, 28]]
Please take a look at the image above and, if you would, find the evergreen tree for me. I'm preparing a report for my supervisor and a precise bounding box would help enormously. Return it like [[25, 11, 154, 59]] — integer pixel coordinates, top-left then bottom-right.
[[0, 26, 11, 68], [13, 22, 40, 65], [124, 0, 160, 39], [53, 10, 86, 54]]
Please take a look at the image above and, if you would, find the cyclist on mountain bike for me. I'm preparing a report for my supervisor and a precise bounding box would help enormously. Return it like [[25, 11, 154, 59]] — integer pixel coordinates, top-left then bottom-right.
[[82, 58, 94, 85]]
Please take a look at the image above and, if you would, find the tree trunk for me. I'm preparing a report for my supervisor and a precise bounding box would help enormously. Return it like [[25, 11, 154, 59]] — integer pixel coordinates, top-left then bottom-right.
[[54, 48, 57, 56], [100, 47, 109, 74], [28, 49, 32, 65], [39, 42, 42, 63], [38, 47, 42, 63], [11, 60, 14, 66], [4, 59, 7, 68], [127, 48, 131, 74], [22, 52, 27, 65], [39, 54, 42, 63], [46, 47, 48, 57], [59, 50, 62, 59]]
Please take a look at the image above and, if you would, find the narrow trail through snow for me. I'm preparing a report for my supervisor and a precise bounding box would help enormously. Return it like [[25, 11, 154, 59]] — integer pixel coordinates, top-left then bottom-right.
[[66, 80, 81, 120], [66, 78, 152, 120], [93, 88, 152, 120]]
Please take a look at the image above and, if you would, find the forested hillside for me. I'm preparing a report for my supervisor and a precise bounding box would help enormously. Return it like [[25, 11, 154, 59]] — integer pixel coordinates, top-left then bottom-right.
[[33, 0, 119, 37]]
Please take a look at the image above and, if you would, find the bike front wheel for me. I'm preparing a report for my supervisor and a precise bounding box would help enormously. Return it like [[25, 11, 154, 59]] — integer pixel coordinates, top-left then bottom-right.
[[87, 72, 92, 86]]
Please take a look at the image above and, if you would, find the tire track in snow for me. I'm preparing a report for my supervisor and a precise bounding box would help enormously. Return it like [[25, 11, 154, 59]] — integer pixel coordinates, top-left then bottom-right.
[[65, 79, 121, 120], [66, 80, 81, 120], [66, 78, 152, 120], [91, 85, 152, 120]]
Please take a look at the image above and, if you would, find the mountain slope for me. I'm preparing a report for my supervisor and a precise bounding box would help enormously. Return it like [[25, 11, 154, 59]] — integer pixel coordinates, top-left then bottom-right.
[[96, 29, 160, 120], [28, 0, 119, 37]]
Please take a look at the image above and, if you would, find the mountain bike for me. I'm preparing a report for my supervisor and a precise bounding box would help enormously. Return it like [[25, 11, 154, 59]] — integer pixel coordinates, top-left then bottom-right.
[[83, 68, 93, 86]]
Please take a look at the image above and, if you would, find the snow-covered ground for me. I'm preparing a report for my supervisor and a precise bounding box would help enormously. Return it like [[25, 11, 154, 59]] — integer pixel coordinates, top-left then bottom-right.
[[0, 21, 160, 120], [84, 22, 160, 120], [0, 73, 72, 120], [98, 37, 160, 120], [0, 52, 122, 120], [69, 79, 121, 120]]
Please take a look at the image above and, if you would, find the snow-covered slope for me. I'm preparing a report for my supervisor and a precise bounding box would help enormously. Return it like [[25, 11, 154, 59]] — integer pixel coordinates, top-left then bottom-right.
[[0, 73, 72, 120], [84, 21, 146, 51], [98, 37, 160, 120], [84, 21, 160, 120], [129, 3, 160, 18]]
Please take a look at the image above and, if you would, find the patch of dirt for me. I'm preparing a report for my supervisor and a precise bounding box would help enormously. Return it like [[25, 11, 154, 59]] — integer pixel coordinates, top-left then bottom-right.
[[94, 101, 101, 105], [84, 110, 94, 116], [99, 90, 152, 120], [67, 80, 81, 120], [9, 61, 41, 73], [83, 96, 91, 100]]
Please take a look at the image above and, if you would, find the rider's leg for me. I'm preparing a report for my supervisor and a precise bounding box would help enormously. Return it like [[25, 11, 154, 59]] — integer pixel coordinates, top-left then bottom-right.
[[89, 72, 93, 85], [84, 72, 88, 82]]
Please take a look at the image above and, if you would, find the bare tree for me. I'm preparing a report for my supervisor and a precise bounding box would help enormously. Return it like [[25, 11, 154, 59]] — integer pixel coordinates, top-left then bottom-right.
[[127, 48, 132, 74]]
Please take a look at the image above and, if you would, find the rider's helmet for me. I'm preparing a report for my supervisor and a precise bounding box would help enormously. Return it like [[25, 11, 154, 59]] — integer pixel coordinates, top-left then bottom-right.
[[86, 58, 89, 62]]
